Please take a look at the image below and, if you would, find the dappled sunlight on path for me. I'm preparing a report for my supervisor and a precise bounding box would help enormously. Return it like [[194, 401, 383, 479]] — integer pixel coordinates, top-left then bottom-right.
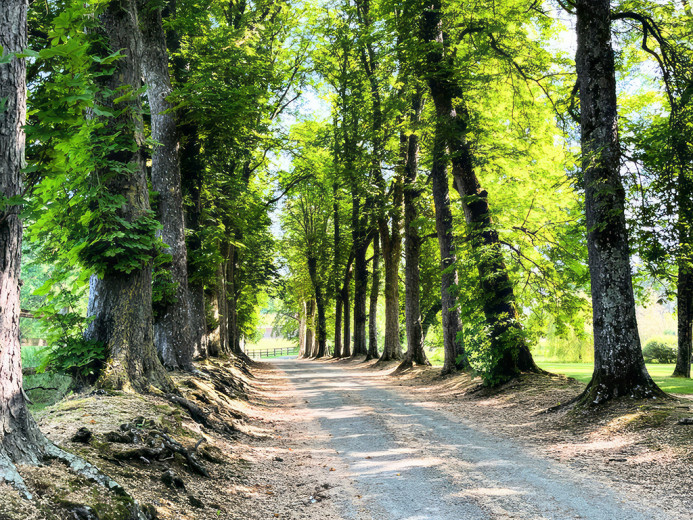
[[268, 358, 673, 520]]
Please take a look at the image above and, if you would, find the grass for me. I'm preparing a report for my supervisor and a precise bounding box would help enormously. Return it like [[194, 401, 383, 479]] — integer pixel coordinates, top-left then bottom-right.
[[21, 344, 72, 410], [425, 347, 693, 395], [538, 361, 693, 395]]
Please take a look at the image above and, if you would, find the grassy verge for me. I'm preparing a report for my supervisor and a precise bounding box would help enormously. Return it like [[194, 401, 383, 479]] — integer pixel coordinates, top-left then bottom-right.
[[425, 347, 693, 395], [537, 361, 693, 395]]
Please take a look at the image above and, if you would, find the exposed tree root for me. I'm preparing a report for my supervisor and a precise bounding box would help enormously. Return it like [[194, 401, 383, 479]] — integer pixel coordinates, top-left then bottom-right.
[[107, 418, 209, 477]]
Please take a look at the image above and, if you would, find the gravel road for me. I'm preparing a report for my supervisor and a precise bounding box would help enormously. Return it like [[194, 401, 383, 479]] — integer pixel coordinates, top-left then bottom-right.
[[270, 358, 672, 520]]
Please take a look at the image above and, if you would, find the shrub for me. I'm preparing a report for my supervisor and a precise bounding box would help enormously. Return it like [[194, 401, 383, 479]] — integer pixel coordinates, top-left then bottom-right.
[[642, 336, 677, 364]]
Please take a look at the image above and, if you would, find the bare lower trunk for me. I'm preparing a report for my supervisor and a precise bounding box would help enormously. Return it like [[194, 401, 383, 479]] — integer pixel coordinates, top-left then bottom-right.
[[575, 0, 663, 403], [367, 234, 381, 360], [138, 0, 193, 370], [87, 0, 172, 393], [352, 237, 369, 356]]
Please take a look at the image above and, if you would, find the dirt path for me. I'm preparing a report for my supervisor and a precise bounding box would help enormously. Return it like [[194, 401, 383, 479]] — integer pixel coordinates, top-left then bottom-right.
[[265, 358, 678, 520]]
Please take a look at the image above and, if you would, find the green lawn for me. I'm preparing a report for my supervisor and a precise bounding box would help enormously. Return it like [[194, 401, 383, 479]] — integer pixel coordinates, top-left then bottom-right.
[[538, 361, 693, 395]]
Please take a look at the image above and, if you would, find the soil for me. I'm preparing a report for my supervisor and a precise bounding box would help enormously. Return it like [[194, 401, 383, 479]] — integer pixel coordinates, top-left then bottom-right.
[[0, 355, 691, 519]]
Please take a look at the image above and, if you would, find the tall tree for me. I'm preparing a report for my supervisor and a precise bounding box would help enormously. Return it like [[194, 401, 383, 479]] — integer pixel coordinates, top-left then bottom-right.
[[0, 0, 133, 498], [138, 0, 195, 368], [84, 0, 172, 392], [574, 0, 663, 403], [420, 0, 541, 381]]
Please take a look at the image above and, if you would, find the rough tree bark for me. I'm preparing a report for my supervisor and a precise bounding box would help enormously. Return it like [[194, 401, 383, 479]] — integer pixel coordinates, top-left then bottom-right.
[[138, 0, 194, 369], [86, 0, 173, 393], [575, 0, 664, 403], [166, 0, 207, 359], [367, 233, 381, 360], [400, 90, 430, 369]]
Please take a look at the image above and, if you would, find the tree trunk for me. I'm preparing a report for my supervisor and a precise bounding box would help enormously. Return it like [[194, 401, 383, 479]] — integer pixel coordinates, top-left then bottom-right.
[[306, 300, 316, 357], [86, 0, 172, 393], [429, 122, 466, 375], [400, 91, 430, 369], [342, 259, 353, 357], [334, 295, 343, 358], [674, 265, 693, 378], [674, 169, 693, 378], [138, 0, 194, 370], [575, 0, 663, 403], [298, 301, 307, 357], [0, 0, 48, 491], [167, 0, 207, 360], [308, 256, 327, 358], [367, 233, 381, 360], [352, 193, 370, 357], [206, 289, 221, 357], [215, 260, 229, 355], [379, 197, 404, 363]]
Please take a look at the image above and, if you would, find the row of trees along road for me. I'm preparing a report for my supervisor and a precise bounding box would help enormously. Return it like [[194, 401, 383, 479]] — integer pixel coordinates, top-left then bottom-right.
[[0, 0, 691, 496]]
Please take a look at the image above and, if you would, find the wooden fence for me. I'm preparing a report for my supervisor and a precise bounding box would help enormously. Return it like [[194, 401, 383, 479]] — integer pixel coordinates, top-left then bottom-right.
[[247, 346, 300, 359]]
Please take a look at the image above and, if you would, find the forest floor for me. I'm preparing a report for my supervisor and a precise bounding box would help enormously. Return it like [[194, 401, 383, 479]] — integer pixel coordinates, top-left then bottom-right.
[[1, 355, 692, 519]]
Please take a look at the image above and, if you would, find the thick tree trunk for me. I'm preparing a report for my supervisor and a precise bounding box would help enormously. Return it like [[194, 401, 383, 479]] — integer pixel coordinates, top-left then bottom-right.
[[401, 91, 430, 369], [167, 0, 207, 360], [575, 0, 663, 403], [429, 123, 466, 375], [333, 183, 343, 358], [0, 0, 46, 491], [367, 234, 381, 360], [308, 257, 327, 358], [86, 0, 172, 393], [138, 0, 194, 369]]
